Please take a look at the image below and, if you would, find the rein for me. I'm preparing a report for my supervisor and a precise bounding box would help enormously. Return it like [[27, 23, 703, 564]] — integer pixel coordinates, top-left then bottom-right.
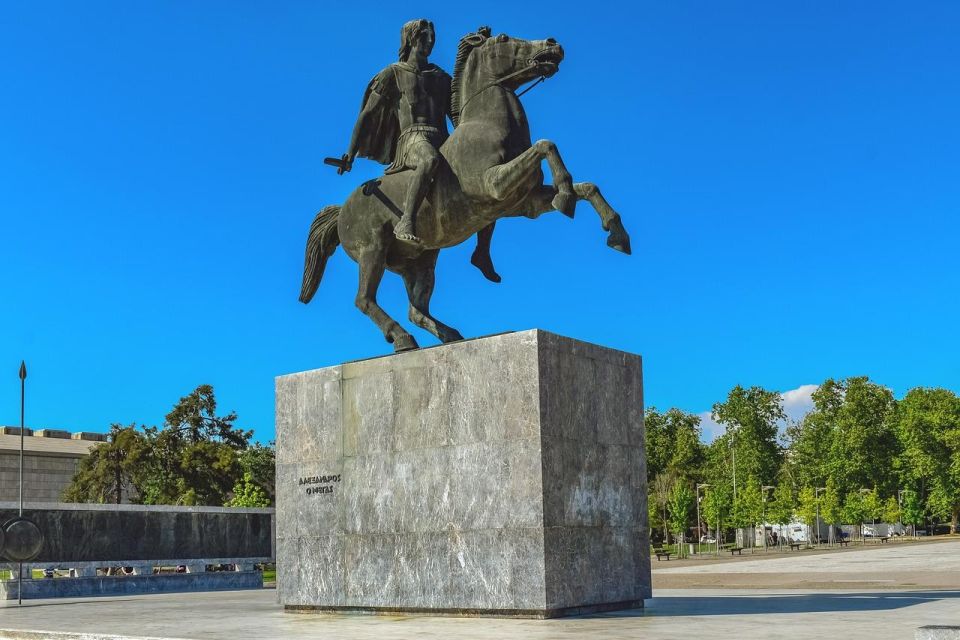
[[458, 62, 547, 115]]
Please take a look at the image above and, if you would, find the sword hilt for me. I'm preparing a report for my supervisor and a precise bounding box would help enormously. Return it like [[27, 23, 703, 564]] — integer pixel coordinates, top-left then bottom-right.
[[323, 154, 352, 175]]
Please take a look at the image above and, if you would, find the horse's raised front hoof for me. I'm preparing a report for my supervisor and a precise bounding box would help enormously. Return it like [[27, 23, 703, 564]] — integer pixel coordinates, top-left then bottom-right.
[[393, 334, 420, 352], [552, 191, 577, 218], [607, 219, 632, 255]]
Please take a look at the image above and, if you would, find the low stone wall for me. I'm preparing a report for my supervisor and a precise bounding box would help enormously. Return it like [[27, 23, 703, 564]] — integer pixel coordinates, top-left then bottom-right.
[[2, 571, 264, 600], [0, 502, 274, 599]]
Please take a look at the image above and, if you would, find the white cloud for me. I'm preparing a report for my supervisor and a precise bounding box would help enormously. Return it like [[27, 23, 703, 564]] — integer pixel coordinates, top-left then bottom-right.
[[781, 384, 818, 424], [696, 384, 818, 443], [698, 411, 725, 443]]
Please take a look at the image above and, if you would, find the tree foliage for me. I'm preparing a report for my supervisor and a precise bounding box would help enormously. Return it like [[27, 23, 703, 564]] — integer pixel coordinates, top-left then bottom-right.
[[62, 424, 148, 504], [895, 387, 960, 532], [63, 385, 275, 508], [667, 482, 694, 544], [645, 407, 705, 484], [711, 386, 785, 498]]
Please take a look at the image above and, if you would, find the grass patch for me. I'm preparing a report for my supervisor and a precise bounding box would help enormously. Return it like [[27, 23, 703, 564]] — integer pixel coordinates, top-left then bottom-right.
[[263, 569, 276, 583]]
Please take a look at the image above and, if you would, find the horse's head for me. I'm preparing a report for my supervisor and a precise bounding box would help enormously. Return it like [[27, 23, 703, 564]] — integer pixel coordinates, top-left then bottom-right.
[[451, 27, 564, 124]]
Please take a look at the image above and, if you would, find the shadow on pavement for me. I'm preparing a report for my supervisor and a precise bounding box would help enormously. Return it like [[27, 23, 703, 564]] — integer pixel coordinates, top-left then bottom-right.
[[585, 591, 960, 618]]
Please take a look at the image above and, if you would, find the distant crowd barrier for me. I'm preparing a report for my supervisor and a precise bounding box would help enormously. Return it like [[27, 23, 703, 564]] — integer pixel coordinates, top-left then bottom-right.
[[0, 502, 274, 599]]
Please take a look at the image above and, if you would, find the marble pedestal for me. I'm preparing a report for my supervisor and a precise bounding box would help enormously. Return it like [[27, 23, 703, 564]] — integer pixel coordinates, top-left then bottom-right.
[[275, 329, 650, 617]]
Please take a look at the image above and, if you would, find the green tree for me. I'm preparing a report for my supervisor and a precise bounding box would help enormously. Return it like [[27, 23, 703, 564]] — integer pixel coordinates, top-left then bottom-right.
[[237, 442, 276, 504], [795, 486, 819, 539], [736, 476, 765, 531], [225, 472, 271, 507], [784, 381, 840, 489], [766, 477, 794, 527], [842, 490, 867, 539], [62, 424, 148, 504], [819, 477, 843, 543], [138, 385, 251, 506], [701, 483, 732, 544], [825, 377, 898, 496], [645, 407, 705, 484], [650, 471, 677, 545], [711, 386, 785, 503], [861, 488, 882, 533], [667, 482, 695, 554], [901, 490, 925, 532], [895, 387, 960, 533], [881, 495, 900, 524]]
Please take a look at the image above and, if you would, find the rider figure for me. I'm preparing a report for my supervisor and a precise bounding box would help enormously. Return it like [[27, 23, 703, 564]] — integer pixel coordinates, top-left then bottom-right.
[[340, 19, 501, 282]]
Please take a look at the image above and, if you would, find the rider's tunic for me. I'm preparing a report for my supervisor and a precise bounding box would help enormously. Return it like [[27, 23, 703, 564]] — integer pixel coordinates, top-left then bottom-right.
[[360, 62, 451, 173]]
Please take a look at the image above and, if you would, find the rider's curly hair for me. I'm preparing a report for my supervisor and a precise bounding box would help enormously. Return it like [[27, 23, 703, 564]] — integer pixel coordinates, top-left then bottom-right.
[[398, 19, 434, 61]]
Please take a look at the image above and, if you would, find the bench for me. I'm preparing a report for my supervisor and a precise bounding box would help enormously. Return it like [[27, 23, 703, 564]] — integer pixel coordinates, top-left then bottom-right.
[[837, 539, 850, 547], [728, 547, 743, 556], [872, 536, 890, 544], [789, 542, 803, 551], [654, 550, 673, 561]]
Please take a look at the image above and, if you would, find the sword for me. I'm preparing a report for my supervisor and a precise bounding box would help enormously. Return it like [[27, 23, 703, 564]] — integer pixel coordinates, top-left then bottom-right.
[[323, 154, 352, 175]]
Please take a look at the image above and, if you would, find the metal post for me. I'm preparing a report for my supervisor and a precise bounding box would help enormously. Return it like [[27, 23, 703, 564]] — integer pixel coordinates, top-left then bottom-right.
[[696, 483, 710, 555], [18, 360, 27, 606], [815, 487, 825, 547], [762, 485, 774, 552]]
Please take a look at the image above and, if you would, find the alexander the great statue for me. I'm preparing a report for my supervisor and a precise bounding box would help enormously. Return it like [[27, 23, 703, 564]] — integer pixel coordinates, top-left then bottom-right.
[[303, 23, 631, 352], [335, 18, 501, 282]]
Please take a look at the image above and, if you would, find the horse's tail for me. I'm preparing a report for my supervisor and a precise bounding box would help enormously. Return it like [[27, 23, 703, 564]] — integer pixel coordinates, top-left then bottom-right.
[[299, 205, 341, 304]]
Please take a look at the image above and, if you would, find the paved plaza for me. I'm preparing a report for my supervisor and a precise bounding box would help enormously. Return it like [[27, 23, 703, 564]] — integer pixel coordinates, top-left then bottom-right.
[[1, 540, 957, 639]]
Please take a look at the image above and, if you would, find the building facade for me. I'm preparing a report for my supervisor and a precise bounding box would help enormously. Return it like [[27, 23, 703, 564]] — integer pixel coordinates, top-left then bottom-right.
[[0, 428, 106, 503]]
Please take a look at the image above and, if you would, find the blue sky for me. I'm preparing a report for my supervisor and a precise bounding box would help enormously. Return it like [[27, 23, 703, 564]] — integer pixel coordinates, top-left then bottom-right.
[[2, 2, 957, 443]]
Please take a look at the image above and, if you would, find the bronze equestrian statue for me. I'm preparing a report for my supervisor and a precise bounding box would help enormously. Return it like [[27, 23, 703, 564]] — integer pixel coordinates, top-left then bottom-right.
[[301, 24, 632, 352]]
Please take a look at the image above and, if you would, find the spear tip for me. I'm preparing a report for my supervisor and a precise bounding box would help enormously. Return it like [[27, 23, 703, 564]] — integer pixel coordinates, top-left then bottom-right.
[[18, 361, 26, 380]]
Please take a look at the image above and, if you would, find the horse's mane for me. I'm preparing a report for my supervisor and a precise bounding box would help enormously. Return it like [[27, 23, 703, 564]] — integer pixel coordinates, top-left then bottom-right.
[[450, 28, 490, 127]]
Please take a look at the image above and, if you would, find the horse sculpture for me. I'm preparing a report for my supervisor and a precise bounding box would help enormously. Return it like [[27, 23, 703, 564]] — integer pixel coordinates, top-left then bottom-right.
[[299, 28, 632, 352]]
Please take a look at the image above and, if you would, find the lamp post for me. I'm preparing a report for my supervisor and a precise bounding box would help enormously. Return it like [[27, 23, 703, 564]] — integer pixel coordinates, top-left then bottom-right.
[[762, 485, 775, 551], [859, 488, 872, 542], [898, 489, 914, 537], [726, 426, 738, 506], [815, 487, 826, 547], [18, 361, 27, 606], [696, 483, 710, 555]]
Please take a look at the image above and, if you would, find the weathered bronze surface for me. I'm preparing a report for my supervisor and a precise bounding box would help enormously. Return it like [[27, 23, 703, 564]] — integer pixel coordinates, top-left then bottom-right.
[[301, 24, 631, 351]]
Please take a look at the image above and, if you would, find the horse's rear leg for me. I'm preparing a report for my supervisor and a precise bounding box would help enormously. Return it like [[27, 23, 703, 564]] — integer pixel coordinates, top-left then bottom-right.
[[355, 244, 418, 352], [401, 252, 463, 344]]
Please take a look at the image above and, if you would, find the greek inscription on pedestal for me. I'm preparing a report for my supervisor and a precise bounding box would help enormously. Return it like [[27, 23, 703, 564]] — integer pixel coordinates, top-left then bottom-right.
[[298, 474, 341, 496]]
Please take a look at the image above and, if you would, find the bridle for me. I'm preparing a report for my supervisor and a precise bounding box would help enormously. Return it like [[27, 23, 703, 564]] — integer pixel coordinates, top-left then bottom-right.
[[458, 59, 551, 115]]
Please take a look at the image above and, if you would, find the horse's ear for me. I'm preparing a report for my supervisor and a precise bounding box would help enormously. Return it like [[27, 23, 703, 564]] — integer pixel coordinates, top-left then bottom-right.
[[462, 26, 490, 47]]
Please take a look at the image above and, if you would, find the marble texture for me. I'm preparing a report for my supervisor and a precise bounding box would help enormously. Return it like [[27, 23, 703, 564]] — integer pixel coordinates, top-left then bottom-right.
[[275, 330, 650, 617]]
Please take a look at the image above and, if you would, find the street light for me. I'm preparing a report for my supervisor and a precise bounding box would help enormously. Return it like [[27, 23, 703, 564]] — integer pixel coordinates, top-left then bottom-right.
[[761, 485, 775, 551], [726, 426, 738, 506], [815, 487, 827, 546], [859, 488, 872, 542], [696, 483, 711, 555], [898, 489, 914, 537]]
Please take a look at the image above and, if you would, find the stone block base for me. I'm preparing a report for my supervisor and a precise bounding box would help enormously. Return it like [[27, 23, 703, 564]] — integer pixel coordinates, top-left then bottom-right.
[[275, 330, 651, 617]]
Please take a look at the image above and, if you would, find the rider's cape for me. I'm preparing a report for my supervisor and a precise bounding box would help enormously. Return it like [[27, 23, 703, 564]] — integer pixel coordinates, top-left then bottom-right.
[[353, 66, 401, 165]]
